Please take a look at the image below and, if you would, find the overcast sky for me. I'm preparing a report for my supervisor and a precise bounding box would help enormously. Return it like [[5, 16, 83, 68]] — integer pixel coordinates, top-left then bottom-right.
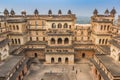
[[0, 0, 120, 17]]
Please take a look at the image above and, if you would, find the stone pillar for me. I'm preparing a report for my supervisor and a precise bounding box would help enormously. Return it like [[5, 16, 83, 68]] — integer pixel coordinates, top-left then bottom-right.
[[69, 37, 71, 45], [55, 57, 58, 63], [55, 38, 57, 46], [62, 57, 65, 64]]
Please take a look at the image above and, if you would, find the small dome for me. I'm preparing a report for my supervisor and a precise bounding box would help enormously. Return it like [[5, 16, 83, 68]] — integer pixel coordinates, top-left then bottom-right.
[[34, 9, 39, 15], [48, 9, 52, 15], [21, 10, 26, 15], [104, 9, 109, 14], [110, 8, 116, 14], [58, 9, 62, 15], [4, 8, 9, 15], [67, 10, 72, 14], [10, 9, 15, 15], [93, 9, 98, 14]]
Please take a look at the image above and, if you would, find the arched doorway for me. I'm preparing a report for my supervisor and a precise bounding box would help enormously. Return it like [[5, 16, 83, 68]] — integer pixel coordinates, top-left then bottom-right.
[[58, 57, 62, 63], [51, 38, 55, 44], [64, 23, 68, 28], [52, 23, 56, 28], [99, 39, 101, 44], [65, 57, 69, 64], [58, 38, 62, 44], [102, 39, 104, 44], [58, 23, 62, 28], [34, 53, 38, 58], [82, 53, 85, 58], [51, 57, 54, 63], [64, 38, 69, 44]]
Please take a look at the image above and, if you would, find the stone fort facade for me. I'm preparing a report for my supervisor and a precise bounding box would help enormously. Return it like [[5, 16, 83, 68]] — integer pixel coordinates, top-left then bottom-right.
[[0, 8, 120, 80]]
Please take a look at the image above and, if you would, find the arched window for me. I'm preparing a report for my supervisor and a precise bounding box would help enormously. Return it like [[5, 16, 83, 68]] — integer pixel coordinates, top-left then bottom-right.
[[43, 37, 45, 41], [102, 39, 104, 44], [11, 39, 14, 44], [16, 25, 19, 30], [51, 57, 54, 63], [34, 53, 38, 57], [64, 38, 69, 44], [36, 37, 39, 41], [18, 39, 21, 44], [58, 38, 62, 44], [82, 53, 85, 58], [105, 39, 108, 44], [15, 39, 17, 44], [64, 23, 68, 28], [107, 25, 110, 31], [52, 23, 56, 28], [13, 25, 15, 30], [51, 38, 55, 44], [99, 39, 101, 44], [30, 37, 32, 41], [101, 25, 103, 30], [58, 23, 62, 28], [65, 57, 69, 63], [104, 25, 106, 30], [58, 57, 62, 63]]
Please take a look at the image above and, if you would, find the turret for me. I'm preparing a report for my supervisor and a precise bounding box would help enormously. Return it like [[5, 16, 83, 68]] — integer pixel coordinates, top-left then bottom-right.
[[48, 9, 52, 16], [110, 8, 116, 17], [104, 9, 109, 16], [34, 9, 39, 16], [4, 8, 9, 16], [10, 9, 15, 16], [93, 9, 98, 16], [67, 10, 72, 15], [21, 10, 26, 16], [58, 9, 62, 16]]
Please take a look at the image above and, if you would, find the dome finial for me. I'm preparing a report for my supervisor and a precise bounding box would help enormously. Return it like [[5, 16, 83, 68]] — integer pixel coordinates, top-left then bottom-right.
[[58, 9, 62, 16], [10, 8, 15, 16], [4, 8, 9, 16], [48, 9, 52, 16], [93, 8, 98, 16], [34, 8, 39, 16], [110, 7, 116, 17], [68, 10, 72, 15], [21, 10, 26, 16], [104, 9, 109, 16]]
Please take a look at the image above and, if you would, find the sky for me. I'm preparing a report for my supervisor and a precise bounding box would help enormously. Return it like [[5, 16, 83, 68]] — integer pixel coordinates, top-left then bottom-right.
[[0, 0, 120, 17]]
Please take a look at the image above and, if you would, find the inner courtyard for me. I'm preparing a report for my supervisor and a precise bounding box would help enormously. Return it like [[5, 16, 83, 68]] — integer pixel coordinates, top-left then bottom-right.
[[24, 59, 93, 80]]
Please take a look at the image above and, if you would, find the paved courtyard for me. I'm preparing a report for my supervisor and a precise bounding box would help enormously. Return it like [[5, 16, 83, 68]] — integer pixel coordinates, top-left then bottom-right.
[[24, 59, 93, 80]]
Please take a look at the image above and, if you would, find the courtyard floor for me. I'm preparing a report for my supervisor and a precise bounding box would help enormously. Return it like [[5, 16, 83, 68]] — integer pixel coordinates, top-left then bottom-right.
[[24, 59, 94, 80]]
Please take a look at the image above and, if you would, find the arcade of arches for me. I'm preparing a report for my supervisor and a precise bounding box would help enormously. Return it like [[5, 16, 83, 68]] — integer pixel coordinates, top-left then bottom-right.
[[50, 37, 70, 45], [51, 23, 69, 29], [45, 54, 74, 64]]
